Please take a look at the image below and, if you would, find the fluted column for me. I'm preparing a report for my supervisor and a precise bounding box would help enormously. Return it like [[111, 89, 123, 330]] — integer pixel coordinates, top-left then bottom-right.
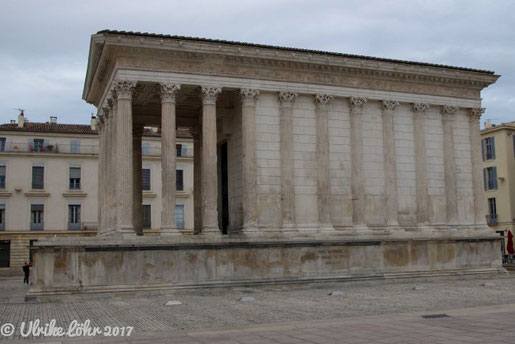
[[193, 130, 202, 233], [350, 97, 367, 226], [278, 91, 298, 229], [113, 80, 137, 235], [241, 89, 260, 234], [382, 100, 400, 226], [412, 103, 430, 225], [160, 83, 181, 235], [201, 86, 222, 235], [132, 125, 144, 235], [441, 105, 458, 225], [315, 94, 334, 231], [469, 108, 487, 225], [97, 113, 105, 233]]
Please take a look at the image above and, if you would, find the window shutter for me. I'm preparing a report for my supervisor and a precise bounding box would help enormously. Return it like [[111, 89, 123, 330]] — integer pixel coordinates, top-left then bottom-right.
[[491, 137, 495, 159], [142, 169, 151, 190], [69, 167, 81, 179], [483, 168, 487, 191], [492, 167, 497, 189], [32, 166, 44, 189], [176, 170, 183, 191]]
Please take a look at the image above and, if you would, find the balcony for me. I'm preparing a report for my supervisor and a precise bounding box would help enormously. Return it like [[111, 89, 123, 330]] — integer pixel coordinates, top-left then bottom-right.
[[486, 214, 498, 225], [0, 142, 98, 155]]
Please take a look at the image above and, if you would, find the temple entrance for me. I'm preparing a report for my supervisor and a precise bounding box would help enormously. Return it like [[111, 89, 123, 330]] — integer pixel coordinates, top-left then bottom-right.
[[219, 141, 229, 234]]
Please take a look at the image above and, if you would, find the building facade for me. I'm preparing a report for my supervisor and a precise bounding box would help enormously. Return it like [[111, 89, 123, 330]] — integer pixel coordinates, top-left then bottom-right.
[[0, 114, 194, 274], [29, 31, 503, 296], [481, 121, 515, 247]]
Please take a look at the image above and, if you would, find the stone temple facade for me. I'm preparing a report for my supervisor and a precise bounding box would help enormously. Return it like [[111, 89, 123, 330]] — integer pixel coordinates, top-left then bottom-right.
[[29, 30, 503, 297]]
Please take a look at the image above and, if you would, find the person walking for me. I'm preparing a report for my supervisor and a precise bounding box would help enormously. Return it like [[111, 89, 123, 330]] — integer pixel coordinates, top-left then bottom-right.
[[23, 261, 31, 285]]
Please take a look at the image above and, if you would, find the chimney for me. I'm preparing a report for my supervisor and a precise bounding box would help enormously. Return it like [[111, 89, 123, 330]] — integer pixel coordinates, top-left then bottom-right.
[[90, 115, 97, 130], [17, 110, 25, 128], [50, 116, 57, 124], [484, 119, 492, 128]]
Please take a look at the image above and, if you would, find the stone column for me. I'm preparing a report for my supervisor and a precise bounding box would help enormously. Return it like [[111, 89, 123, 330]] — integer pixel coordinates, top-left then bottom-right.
[[469, 108, 487, 225], [412, 103, 430, 225], [113, 80, 137, 235], [193, 130, 202, 233], [132, 125, 144, 235], [382, 100, 400, 226], [200, 86, 222, 235], [97, 113, 105, 233], [278, 91, 298, 229], [104, 97, 115, 233], [349, 97, 367, 226], [441, 105, 458, 225], [241, 89, 260, 235], [160, 83, 181, 235], [315, 94, 334, 231]]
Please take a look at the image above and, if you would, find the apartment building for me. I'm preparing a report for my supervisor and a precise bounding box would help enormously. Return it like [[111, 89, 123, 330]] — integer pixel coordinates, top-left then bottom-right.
[[0, 113, 194, 274]]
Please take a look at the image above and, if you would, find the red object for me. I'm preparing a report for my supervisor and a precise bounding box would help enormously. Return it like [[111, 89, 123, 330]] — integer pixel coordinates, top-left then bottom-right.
[[507, 231, 514, 255]]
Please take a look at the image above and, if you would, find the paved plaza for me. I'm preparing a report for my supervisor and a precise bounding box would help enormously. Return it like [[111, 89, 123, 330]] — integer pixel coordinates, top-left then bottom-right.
[[0, 273, 514, 343]]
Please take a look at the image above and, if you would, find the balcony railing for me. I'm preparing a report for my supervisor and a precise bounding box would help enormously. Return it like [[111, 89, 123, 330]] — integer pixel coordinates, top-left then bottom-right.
[[142, 147, 194, 157], [486, 214, 498, 225], [0, 142, 98, 155]]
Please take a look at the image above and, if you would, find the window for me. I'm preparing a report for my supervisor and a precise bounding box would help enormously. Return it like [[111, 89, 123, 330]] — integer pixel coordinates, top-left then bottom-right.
[[176, 144, 187, 157], [482, 137, 496, 161], [142, 168, 151, 191], [142, 142, 150, 156], [143, 204, 151, 229], [70, 140, 80, 154], [0, 138, 5, 152], [33, 139, 44, 153], [176, 169, 183, 191], [30, 204, 44, 231], [487, 198, 498, 225], [0, 204, 5, 231], [0, 240, 10, 268], [0, 165, 5, 189], [69, 167, 81, 190], [175, 205, 184, 229], [483, 167, 498, 191], [32, 166, 44, 189], [68, 204, 81, 230]]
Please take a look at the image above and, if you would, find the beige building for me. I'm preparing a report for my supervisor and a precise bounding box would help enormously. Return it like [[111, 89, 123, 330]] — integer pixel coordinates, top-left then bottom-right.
[[481, 121, 515, 244], [0, 113, 194, 275]]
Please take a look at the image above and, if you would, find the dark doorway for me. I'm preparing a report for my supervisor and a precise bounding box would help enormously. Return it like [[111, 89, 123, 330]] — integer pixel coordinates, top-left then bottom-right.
[[220, 142, 229, 234], [0, 240, 10, 268]]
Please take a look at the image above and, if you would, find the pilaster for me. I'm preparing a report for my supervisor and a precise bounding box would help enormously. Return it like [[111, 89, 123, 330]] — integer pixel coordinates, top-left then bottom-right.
[[441, 105, 459, 225], [469, 108, 487, 225], [382, 100, 400, 226], [412, 103, 430, 225], [349, 97, 367, 226]]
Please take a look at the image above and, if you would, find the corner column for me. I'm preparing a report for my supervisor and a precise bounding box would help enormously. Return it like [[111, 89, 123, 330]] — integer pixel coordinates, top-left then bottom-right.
[[113, 80, 137, 235], [97, 113, 106, 233], [469, 108, 487, 225], [349, 97, 367, 226], [382, 100, 400, 226], [160, 83, 181, 235], [315, 94, 334, 231], [441, 105, 458, 225], [200, 86, 222, 235], [132, 125, 144, 235], [412, 103, 430, 225], [240, 89, 260, 235], [278, 91, 298, 230]]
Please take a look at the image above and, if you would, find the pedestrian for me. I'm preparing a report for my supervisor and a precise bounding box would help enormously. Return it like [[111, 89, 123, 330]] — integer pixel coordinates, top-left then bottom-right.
[[23, 261, 31, 285]]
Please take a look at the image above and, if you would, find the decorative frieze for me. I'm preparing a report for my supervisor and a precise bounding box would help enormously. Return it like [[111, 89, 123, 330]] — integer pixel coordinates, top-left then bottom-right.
[[160, 83, 181, 103], [201, 86, 222, 105]]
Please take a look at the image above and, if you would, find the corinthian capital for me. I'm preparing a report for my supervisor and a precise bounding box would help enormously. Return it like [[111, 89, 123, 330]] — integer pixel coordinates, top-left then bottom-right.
[[201, 86, 222, 105], [412, 103, 429, 113], [349, 97, 367, 109], [278, 91, 298, 106], [441, 105, 458, 121], [160, 83, 181, 103], [241, 88, 260, 106], [469, 108, 485, 122], [382, 100, 399, 112], [113, 80, 137, 100], [314, 94, 334, 108]]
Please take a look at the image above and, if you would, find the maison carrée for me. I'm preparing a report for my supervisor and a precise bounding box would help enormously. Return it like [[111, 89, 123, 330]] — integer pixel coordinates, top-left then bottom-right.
[[29, 30, 503, 297]]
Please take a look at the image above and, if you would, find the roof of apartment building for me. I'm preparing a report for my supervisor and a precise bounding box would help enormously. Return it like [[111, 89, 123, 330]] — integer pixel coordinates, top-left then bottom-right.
[[0, 120, 192, 138], [481, 121, 515, 135]]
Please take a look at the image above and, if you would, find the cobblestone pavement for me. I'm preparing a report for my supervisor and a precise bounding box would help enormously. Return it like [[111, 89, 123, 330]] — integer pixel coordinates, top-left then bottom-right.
[[1, 274, 514, 343]]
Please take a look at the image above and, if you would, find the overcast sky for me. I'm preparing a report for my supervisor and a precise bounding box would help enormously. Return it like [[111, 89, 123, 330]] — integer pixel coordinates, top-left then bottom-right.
[[1, 0, 513, 126]]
